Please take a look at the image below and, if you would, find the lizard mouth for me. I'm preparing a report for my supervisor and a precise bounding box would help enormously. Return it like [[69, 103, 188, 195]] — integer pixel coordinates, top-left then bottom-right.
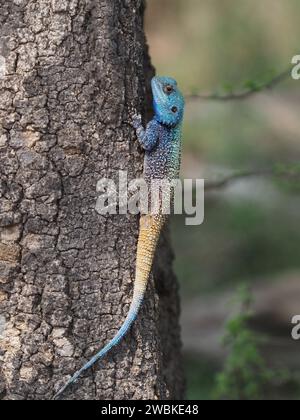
[[151, 77, 163, 97], [151, 77, 169, 111]]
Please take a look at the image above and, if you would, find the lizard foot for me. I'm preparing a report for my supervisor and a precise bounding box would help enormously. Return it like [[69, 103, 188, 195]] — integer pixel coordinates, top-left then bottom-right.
[[132, 113, 142, 129]]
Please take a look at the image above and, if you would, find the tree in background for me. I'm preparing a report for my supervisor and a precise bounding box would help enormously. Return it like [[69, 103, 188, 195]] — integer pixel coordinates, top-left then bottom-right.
[[0, 0, 184, 400]]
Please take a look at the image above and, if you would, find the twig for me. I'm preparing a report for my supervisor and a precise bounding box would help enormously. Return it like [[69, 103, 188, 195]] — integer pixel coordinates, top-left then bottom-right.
[[205, 165, 300, 191], [187, 69, 292, 101], [205, 170, 271, 191]]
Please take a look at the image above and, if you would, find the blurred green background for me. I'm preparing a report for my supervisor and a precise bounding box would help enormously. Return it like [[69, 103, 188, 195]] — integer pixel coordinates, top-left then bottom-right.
[[145, 0, 300, 400]]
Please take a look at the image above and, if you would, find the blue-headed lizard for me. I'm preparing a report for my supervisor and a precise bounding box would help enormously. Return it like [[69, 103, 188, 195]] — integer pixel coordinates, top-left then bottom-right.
[[54, 76, 185, 399]]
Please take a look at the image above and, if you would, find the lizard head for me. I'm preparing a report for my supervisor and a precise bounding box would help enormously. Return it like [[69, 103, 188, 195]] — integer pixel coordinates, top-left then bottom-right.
[[151, 76, 185, 128]]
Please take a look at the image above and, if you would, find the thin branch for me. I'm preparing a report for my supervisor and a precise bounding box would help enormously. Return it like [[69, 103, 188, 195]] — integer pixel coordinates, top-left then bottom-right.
[[205, 165, 300, 191], [187, 68, 292, 102], [205, 170, 270, 190]]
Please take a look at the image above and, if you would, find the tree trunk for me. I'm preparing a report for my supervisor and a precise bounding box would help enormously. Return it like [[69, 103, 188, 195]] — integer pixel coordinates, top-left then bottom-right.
[[0, 0, 185, 400]]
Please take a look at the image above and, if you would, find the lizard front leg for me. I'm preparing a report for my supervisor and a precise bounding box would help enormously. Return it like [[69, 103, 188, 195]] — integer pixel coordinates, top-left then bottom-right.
[[133, 114, 159, 152]]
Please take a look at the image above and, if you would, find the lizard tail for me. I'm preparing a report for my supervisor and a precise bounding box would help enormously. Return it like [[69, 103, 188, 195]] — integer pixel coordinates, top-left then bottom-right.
[[53, 214, 165, 400]]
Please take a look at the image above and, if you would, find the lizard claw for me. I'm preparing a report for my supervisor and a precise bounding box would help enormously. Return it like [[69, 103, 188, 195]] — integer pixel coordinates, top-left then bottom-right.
[[132, 113, 142, 129]]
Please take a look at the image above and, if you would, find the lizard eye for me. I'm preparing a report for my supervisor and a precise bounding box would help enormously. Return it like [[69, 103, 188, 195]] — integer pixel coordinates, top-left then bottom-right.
[[171, 106, 178, 113], [164, 85, 174, 95]]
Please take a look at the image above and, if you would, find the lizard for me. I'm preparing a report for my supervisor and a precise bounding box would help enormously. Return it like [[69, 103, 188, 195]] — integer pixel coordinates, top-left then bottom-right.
[[53, 76, 185, 400]]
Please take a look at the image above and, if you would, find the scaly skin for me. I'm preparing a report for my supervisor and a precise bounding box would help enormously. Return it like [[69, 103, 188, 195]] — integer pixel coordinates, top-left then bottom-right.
[[53, 76, 185, 400]]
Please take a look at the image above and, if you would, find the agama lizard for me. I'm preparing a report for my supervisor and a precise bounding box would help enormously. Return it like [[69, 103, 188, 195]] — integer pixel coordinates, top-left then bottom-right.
[[54, 76, 185, 399]]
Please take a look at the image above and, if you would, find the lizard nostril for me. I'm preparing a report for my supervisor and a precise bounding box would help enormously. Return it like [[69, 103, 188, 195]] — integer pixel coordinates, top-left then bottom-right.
[[171, 106, 178, 113]]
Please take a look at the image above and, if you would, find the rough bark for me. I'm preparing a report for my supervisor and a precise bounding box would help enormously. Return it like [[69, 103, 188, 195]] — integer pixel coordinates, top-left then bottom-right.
[[0, 0, 185, 400]]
